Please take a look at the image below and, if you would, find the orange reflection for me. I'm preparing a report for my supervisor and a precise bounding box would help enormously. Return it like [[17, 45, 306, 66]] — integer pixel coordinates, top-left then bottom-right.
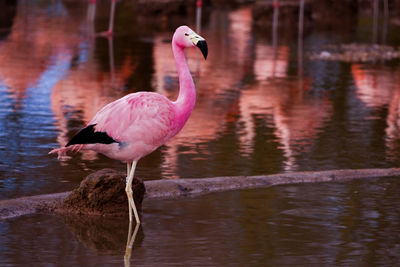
[[0, 5, 83, 106], [352, 64, 400, 161], [352, 64, 393, 108], [241, 53, 332, 171], [253, 44, 289, 80]]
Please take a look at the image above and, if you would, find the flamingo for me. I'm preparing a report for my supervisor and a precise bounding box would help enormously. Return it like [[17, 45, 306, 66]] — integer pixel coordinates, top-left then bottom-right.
[[49, 26, 208, 224]]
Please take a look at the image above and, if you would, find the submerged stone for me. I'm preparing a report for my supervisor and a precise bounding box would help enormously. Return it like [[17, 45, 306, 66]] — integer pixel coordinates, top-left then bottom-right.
[[57, 168, 145, 216]]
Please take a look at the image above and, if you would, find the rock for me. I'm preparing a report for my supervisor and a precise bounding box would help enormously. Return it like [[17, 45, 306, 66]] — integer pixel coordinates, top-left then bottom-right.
[[319, 51, 331, 59], [56, 169, 145, 216]]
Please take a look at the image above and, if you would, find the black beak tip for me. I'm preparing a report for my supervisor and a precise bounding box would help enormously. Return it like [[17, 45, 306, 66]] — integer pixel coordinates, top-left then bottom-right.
[[196, 40, 208, 60]]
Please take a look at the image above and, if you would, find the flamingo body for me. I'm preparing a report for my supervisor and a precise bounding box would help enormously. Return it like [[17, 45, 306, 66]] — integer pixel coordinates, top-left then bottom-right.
[[64, 92, 174, 162], [50, 26, 208, 224]]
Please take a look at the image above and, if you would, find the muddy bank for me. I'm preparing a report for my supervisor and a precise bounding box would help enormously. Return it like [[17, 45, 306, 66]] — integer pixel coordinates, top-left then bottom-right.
[[144, 168, 400, 199], [0, 192, 70, 220], [1, 168, 400, 220]]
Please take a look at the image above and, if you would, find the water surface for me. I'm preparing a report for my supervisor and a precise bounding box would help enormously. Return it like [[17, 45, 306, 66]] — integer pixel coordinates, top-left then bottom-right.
[[1, 177, 399, 266]]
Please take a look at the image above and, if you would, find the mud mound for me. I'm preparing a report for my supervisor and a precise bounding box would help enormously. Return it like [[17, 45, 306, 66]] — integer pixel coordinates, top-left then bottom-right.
[[57, 169, 145, 216]]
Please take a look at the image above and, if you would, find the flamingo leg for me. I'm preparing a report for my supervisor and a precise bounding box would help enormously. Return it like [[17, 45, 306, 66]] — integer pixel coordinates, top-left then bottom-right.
[[124, 220, 140, 267], [126, 161, 140, 224], [108, 0, 116, 34], [126, 163, 132, 222], [87, 2, 96, 22]]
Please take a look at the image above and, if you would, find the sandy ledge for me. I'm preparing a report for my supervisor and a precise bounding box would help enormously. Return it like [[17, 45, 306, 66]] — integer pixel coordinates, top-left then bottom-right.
[[1, 168, 400, 220]]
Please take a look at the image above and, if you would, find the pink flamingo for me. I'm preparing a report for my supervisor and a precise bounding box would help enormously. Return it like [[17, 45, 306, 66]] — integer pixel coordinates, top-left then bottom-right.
[[49, 26, 208, 224]]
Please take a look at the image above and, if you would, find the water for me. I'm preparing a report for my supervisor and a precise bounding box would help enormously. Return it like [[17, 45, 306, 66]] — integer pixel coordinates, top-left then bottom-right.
[[1, 178, 400, 266], [1, 0, 400, 265]]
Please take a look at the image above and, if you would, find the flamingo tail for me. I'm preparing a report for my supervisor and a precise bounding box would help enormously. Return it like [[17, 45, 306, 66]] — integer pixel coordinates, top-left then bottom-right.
[[49, 144, 84, 160]]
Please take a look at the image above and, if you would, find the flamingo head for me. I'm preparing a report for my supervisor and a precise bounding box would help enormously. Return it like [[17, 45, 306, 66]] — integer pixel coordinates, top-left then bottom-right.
[[173, 25, 208, 60]]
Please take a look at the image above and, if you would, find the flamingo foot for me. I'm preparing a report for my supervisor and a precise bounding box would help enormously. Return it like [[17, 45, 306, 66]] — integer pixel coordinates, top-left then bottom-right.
[[97, 30, 113, 37]]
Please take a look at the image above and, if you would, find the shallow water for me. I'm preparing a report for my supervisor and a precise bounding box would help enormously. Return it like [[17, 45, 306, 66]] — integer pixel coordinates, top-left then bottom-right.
[[1, 0, 400, 265], [2, 178, 400, 266]]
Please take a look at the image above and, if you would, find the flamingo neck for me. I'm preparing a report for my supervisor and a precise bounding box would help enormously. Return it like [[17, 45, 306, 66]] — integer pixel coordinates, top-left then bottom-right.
[[171, 42, 196, 135]]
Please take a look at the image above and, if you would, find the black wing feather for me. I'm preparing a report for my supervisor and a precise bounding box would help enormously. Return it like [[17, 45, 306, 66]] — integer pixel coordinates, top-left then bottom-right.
[[66, 124, 117, 147]]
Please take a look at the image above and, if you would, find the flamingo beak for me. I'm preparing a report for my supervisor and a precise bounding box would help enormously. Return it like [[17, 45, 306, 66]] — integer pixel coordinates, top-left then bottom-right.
[[189, 33, 208, 60], [196, 40, 208, 60]]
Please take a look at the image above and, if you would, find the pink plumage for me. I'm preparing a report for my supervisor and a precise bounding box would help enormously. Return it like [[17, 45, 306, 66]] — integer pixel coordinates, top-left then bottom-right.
[[49, 25, 208, 224]]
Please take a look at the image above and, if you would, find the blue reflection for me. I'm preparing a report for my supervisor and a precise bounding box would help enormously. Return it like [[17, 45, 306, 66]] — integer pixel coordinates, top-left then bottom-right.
[[0, 53, 72, 199], [46, 0, 68, 17]]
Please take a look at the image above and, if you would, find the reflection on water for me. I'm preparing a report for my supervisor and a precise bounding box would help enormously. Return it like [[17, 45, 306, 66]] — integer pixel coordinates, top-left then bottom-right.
[[1, 177, 399, 266], [1, 0, 400, 265], [1, 1, 400, 197], [352, 64, 400, 161]]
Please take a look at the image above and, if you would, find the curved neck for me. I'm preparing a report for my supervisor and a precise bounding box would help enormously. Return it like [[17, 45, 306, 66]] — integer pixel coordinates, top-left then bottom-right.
[[171, 41, 196, 135]]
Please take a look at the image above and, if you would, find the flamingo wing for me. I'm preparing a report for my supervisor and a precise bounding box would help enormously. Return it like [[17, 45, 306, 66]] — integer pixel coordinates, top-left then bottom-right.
[[89, 92, 175, 148]]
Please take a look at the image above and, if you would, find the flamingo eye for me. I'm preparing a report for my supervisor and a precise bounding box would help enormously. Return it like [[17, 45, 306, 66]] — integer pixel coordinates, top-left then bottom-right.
[[184, 33, 189, 36]]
